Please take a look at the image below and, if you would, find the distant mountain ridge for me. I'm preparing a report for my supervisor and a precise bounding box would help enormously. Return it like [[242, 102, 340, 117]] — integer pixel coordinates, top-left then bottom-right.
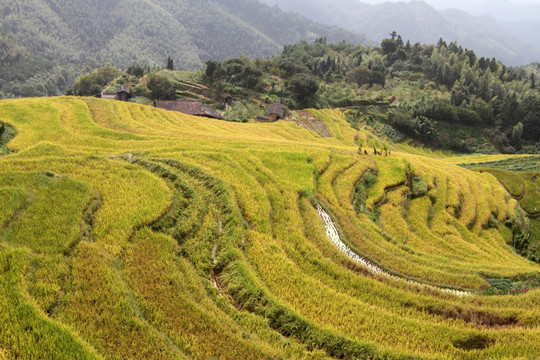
[[0, 0, 368, 97], [260, 0, 540, 66], [429, 0, 540, 22]]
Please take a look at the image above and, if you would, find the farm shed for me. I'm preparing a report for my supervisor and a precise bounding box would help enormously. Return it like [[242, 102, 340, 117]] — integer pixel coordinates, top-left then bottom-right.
[[100, 85, 133, 101], [115, 85, 132, 101], [220, 93, 233, 105], [266, 103, 285, 120], [256, 115, 276, 123]]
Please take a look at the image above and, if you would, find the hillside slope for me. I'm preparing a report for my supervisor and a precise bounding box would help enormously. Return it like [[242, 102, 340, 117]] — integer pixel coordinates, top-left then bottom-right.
[[0, 97, 539, 359], [93, 38, 540, 155], [0, 0, 367, 97]]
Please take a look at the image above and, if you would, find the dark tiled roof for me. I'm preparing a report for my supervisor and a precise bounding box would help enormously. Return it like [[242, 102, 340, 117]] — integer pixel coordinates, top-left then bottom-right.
[[154, 100, 224, 120], [267, 103, 285, 118], [116, 85, 131, 94]]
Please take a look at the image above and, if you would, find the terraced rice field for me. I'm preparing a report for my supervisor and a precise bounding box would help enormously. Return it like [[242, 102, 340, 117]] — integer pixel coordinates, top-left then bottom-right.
[[0, 97, 539, 359], [461, 157, 540, 265]]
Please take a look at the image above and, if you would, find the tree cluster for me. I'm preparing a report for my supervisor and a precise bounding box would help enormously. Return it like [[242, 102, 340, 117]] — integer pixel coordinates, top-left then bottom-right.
[[73, 66, 123, 96]]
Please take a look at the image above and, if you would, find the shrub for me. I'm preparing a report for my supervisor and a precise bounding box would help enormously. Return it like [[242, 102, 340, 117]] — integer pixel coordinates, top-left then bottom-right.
[[411, 176, 427, 197], [289, 73, 320, 108], [147, 74, 176, 100]]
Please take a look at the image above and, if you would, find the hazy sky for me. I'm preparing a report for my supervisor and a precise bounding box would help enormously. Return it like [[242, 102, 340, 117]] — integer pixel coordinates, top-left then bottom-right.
[[359, 0, 540, 18], [360, 0, 540, 4]]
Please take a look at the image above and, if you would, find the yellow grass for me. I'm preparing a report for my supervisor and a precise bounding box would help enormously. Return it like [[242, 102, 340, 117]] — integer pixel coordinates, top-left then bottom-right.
[[0, 97, 539, 359]]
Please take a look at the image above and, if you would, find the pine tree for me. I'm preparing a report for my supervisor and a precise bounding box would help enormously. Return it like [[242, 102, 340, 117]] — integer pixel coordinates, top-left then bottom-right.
[[437, 38, 447, 49], [405, 40, 411, 53], [166, 56, 174, 70], [489, 58, 498, 73], [531, 73, 536, 89]]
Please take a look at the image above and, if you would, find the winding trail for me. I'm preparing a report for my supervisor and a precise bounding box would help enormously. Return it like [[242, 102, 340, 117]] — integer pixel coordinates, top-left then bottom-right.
[[316, 204, 471, 297]]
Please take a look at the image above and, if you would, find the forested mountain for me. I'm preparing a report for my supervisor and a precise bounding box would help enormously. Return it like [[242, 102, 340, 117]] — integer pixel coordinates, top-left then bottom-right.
[[254, 0, 371, 27], [260, 0, 540, 66], [0, 0, 367, 98], [500, 20, 540, 49]]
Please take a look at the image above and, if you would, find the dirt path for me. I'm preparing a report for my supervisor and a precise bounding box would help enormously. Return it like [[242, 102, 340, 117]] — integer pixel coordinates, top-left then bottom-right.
[[289, 111, 332, 138]]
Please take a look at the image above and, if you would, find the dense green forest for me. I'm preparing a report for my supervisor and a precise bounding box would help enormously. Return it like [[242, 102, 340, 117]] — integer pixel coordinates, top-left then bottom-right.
[[0, 0, 366, 99], [80, 34, 540, 154]]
